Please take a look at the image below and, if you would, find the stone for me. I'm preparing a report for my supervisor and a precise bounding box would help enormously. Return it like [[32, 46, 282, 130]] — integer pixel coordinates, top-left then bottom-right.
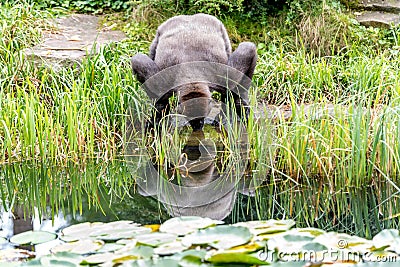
[[24, 14, 126, 70], [356, 11, 400, 28], [360, 0, 400, 13]]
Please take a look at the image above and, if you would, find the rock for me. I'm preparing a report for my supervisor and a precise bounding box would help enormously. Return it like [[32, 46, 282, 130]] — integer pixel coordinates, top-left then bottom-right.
[[360, 0, 400, 13], [24, 14, 126, 70], [356, 11, 400, 28]]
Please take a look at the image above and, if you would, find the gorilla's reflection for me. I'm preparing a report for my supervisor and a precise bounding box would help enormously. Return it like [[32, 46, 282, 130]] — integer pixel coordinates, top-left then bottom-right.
[[136, 128, 256, 220]]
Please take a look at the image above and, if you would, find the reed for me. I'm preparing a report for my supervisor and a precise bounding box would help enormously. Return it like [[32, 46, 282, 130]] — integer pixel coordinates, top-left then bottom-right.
[[1, 1, 400, 237]]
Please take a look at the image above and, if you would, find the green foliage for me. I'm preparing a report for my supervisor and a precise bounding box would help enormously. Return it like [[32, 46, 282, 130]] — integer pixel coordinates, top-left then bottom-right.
[[190, 0, 243, 15], [23, 0, 133, 13]]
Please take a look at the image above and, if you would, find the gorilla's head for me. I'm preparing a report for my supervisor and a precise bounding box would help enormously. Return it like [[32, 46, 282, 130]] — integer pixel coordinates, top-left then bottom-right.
[[176, 82, 212, 131]]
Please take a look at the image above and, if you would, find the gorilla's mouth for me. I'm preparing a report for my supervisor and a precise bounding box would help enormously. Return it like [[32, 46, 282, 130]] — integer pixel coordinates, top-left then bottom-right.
[[180, 91, 209, 102]]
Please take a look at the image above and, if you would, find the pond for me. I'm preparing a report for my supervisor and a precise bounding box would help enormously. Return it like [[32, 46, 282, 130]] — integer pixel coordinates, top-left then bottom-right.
[[1, 118, 400, 267], [1, 157, 399, 241], [1, 156, 400, 266]]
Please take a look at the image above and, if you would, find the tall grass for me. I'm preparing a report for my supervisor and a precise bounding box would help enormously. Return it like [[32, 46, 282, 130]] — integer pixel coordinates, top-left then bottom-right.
[[0, 1, 400, 237]]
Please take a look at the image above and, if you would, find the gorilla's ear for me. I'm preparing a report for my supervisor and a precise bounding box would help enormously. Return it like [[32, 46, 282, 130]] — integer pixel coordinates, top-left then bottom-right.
[[227, 42, 257, 79], [131, 53, 160, 83]]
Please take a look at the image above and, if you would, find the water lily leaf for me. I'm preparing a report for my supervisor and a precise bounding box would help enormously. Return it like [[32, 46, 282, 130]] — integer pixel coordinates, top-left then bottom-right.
[[283, 234, 314, 242], [0, 248, 35, 262], [61, 221, 143, 242], [179, 255, 211, 267], [154, 241, 188, 255], [354, 259, 400, 267], [267, 231, 315, 253], [301, 242, 327, 251], [60, 222, 104, 241], [0, 262, 21, 267], [296, 228, 326, 237], [363, 250, 399, 262], [96, 243, 125, 253], [160, 216, 223, 236], [104, 221, 140, 228], [25, 252, 82, 267], [81, 252, 115, 265], [224, 241, 266, 254], [126, 258, 180, 267], [116, 245, 154, 259], [207, 251, 269, 265], [136, 232, 177, 247], [314, 232, 371, 251], [0, 237, 7, 245], [115, 240, 139, 254], [372, 229, 400, 251], [10, 230, 56, 245], [116, 238, 137, 245], [170, 249, 207, 261], [51, 239, 104, 254], [268, 262, 305, 267], [182, 225, 252, 249], [90, 226, 151, 241], [82, 246, 154, 265], [234, 219, 295, 236]]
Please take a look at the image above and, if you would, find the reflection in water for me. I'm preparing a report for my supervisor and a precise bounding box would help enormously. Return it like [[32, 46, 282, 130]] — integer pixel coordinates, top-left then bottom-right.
[[127, 103, 256, 220], [0, 158, 399, 240], [136, 129, 239, 220]]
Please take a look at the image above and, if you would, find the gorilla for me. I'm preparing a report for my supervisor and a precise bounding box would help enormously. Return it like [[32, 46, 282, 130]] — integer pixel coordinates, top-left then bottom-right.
[[131, 13, 257, 130]]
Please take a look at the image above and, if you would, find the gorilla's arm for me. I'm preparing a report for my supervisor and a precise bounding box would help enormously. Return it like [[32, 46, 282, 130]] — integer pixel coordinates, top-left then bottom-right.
[[131, 53, 160, 84], [149, 31, 159, 61], [227, 42, 257, 79]]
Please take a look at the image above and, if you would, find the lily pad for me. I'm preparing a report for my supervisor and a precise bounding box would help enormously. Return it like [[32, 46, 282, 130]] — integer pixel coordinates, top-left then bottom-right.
[[0, 248, 35, 262], [61, 221, 145, 242], [234, 219, 295, 236], [81, 252, 115, 265], [116, 245, 154, 259], [60, 222, 103, 242], [223, 241, 266, 254], [314, 232, 371, 251], [267, 233, 314, 252], [372, 229, 400, 252], [82, 246, 154, 265], [301, 242, 327, 251], [363, 250, 399, 262], [182, 225, 252, 249], [170, 249, 207, 261], [90, 226, 151, 241], [10, 230, 56, 245], [96, 243, 125, 253], [51, 239, 104, 254], [179, 255, 211, 267], [23, 252, 82, 267], [159, 216, 223, 236], [296, 228, 326, 237], [154, 241, 188, 255], [136, 232, 177, 247], [207, 251, 269, 265], [126, 258, 181, 267]]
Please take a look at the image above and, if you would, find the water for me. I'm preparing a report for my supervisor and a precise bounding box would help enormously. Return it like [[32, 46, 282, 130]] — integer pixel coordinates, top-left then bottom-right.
[[0, 126, 400, 250]]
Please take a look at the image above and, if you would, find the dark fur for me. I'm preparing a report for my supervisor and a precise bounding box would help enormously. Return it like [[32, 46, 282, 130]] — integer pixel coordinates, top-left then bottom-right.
[[131, 13, 257, 130]]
